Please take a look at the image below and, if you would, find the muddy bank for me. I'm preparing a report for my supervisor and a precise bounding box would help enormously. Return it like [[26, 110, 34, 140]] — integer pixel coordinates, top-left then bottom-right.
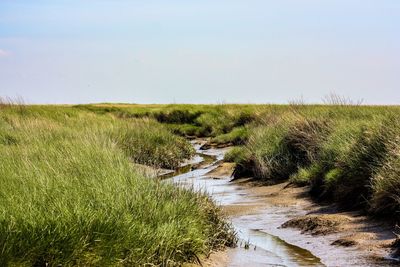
[[222, 165, 397, 265], [226, 180, 396, 266], [171, 140, 397, 266]]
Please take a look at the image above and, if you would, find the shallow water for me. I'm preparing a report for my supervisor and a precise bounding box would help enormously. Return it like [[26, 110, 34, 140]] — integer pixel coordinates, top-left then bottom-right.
[[168, 141, 386, 266]]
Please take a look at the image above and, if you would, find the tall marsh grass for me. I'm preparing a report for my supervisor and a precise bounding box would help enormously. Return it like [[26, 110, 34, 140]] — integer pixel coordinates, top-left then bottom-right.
[[76, 103, 400, 219], [371, 135, 400, 217], [225, 105, 400, 217], [0, 106, 234, 266]]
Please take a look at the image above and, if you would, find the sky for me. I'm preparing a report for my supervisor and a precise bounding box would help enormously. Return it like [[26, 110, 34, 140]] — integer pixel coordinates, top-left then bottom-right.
[[0, 0, 399, 104]]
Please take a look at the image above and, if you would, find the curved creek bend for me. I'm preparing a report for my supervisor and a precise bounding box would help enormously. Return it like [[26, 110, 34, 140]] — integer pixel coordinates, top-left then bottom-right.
[[166, 140, 391, 267]]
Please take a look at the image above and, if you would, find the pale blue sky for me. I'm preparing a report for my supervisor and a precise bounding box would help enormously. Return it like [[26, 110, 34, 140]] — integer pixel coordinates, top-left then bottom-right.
[[0, 0, 399, 104]]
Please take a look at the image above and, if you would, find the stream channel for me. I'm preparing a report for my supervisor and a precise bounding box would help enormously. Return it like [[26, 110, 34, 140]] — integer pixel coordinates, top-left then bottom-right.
[[165, 140, 387, 267]]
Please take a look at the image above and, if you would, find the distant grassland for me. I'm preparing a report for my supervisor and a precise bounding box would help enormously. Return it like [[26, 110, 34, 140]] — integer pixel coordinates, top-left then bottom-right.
[[0, 105, 234, 266], [76, 103, 400, 222]]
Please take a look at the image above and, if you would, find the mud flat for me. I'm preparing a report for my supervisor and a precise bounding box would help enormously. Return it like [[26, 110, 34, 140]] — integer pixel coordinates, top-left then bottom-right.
[[171, 140, 397, 267]]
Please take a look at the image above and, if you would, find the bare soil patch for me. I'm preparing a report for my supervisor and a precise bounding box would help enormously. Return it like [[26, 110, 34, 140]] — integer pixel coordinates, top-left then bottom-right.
[[222, 204, 264, 217], [281, 214, 352, 235], [205, 163, 235, 179]]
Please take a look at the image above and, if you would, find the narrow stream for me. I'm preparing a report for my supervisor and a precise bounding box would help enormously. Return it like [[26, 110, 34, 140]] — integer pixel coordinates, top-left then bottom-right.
[[166, 141, 381, 267]]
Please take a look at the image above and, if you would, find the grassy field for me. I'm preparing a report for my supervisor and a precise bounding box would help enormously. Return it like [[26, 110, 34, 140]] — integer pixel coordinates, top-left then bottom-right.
[[2, 102, 400, 265], [76, 103, 400, 221], [0, 104, 235, 266]]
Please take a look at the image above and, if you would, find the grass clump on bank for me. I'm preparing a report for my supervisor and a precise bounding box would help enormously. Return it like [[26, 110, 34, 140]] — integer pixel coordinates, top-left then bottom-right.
[[231, 115, 331, 181], [211, 126, 249, 145], [370, 124, 400, 217], [0, 105, 235, 266], [317, 118, 398, 208], [224, 146, 248, 163], [109, 118, 194, 169], [229, 105, 400, 218]]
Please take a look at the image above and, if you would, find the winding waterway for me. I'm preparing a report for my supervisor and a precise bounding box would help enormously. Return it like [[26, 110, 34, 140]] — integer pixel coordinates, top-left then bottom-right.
[[167, 140, 390, 267]]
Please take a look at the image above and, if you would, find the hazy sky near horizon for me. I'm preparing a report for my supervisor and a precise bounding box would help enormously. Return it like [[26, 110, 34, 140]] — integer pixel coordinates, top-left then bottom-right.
[[0, 1, 399, 104]]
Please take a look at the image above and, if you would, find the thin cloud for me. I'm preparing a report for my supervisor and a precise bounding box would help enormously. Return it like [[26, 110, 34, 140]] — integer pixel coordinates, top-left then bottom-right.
[[0, 49, 10, 57]]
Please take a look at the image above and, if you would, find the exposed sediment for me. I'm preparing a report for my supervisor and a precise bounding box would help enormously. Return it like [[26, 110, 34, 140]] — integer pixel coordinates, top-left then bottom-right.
[[175, 141, 399, 266]]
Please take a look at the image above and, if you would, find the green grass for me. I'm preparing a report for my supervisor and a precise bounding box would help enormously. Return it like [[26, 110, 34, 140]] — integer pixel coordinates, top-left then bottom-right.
[[224, 146, 248, 163], [108, 118, 194, 169], [74, 104, 258, 139], [212, 126, 249, 145], [76, 103, 400, 219], [75, 103, 400, 219], [226, 105, 400, 217], [5, 101, 400, 265], [371, 135, 400, 217], [15, 102, 400, 256], [0, 105, 235, 266]]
